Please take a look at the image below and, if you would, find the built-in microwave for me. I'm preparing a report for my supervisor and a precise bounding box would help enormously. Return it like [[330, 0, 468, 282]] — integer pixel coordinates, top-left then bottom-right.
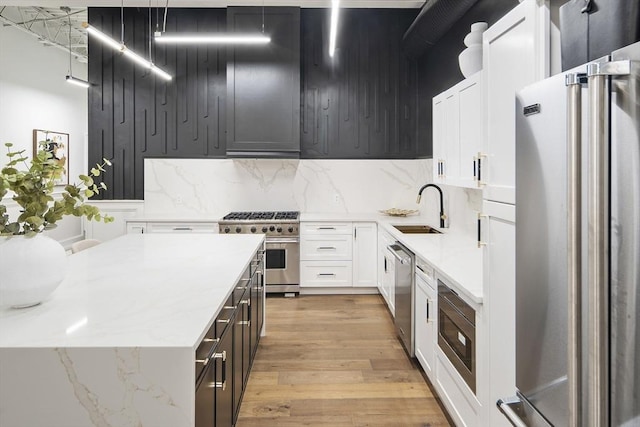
[[438, 279, 476, 393]]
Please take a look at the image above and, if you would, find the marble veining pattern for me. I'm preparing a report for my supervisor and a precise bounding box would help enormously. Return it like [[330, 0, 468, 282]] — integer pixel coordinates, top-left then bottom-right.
[[144, 158, 481, 237]]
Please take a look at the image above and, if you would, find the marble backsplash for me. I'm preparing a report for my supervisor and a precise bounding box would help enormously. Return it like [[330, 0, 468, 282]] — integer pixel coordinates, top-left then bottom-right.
[[144, 158, 482, 237]]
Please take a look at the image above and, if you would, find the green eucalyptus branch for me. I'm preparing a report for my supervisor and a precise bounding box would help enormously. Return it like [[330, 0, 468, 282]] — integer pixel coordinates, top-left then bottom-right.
[[0, 142, 115, 236]]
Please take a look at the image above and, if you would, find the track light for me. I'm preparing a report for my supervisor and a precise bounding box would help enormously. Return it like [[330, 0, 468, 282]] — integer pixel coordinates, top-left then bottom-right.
[[66, 75, 90, 88], [329, 0, 340, 57], [83, 23, 172, 81], [155, 33, 271, 45]]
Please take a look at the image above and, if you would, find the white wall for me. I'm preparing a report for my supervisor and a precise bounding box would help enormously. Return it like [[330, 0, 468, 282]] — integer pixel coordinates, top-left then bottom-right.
[[0, 25, 89, 247]]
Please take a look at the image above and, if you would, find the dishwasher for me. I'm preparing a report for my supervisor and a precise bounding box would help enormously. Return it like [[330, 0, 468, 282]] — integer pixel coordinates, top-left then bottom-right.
[[388, 242, 415, 357]]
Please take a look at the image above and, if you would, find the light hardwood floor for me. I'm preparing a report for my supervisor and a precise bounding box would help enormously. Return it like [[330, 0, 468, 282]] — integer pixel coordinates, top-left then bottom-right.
[[237, 294, 453, 427]]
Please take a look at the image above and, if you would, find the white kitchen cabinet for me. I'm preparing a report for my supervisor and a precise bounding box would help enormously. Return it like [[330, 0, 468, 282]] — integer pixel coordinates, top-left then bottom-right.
[[414, 262, 437, 379], [125, 220, 218, 234], [300, 234, 353, 261], [353, 222, 377, 287], [300, 260, 352, 287], [480, 200, 515, 427], [300, 221, 376, 291], [84, 200, 144, 241], [377, 228, 396, 314], [432, 72, 483, 188], [126, 222, 146, 234], [482, 0, 550, 204]]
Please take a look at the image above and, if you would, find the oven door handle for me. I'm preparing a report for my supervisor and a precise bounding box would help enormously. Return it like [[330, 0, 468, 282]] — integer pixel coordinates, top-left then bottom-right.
[[266, 238, 300, 244]]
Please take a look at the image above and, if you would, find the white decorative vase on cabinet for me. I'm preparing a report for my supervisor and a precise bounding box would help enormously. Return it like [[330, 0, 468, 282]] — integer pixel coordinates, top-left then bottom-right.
[[458, 22, 488, 78], [0, 234, 67, 308]]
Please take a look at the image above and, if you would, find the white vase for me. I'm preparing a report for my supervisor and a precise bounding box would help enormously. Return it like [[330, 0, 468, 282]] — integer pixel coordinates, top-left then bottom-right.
[[0, 234, 68, 308], [459, 22, 488, 78]]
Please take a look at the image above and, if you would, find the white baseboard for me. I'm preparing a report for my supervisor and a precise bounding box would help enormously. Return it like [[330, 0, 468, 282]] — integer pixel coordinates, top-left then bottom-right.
[[299, 287, 380, 295]]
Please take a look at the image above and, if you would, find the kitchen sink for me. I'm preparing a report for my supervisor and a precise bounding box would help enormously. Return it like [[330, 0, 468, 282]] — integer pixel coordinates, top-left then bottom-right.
[[392, 225, 442, 234]]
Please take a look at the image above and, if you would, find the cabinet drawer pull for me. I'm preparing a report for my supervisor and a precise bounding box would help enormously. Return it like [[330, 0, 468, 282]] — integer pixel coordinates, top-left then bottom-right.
[[318, 273, 336, 277], [239, 299, 250, 306], [238, 320, 251, 326], [212, 351, 227, 390], [202, 338, 217, 343], [317, 246, 336, 250], [318, 227, 336, 230], [173, 227, 193, 231], [217, 318, 231, 324], [195, 358, 209, 366]]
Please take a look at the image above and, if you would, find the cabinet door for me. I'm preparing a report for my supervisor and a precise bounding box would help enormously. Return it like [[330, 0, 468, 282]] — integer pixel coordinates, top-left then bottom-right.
[[226, 7, 300, 157], [384, 247, 396, 316], [442, 92, 460, 181], [126, 223, 146, 234], [482, 0, 549, 204], [215, 324, 233, 427], [353, 222, 377, 287], [432, 96, 445, 183], [415, 276, 437, 379], [481, 201, 515, 427], [457, 73, 482, 187]]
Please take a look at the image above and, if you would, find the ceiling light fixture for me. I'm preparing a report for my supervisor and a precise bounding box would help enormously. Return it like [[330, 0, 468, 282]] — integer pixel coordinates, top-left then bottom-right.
[[329, 0, 340, 57], [66, 75, 90, 88], [154, 0, 270, 45], [155, 33, 270, 45], [82, 0, 172, 81], [63, 6, 89, 88]]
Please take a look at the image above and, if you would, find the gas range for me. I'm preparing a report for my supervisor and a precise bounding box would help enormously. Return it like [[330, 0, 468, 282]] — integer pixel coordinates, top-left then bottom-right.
[[218, 211, 299, 237]]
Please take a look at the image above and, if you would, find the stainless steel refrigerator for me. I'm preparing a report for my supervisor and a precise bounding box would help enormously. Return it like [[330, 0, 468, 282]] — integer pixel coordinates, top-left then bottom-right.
[[498, 42, 640, 426]]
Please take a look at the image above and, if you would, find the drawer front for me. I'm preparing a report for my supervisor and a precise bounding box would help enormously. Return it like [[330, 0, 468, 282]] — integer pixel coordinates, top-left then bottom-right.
[[300, 261, 353, 287], [300, 235, 352, 260], [146, 222, 218, 234], [301, 222, 353, 235]]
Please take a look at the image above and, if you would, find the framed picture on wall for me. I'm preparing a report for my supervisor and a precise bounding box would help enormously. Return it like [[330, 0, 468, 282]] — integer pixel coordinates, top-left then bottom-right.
[[33, 129, 69, 186]]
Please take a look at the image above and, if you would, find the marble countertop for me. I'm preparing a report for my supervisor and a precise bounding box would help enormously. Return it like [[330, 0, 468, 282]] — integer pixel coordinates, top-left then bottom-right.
[[125, 216, 218, 223], [300, 212, 482, 304], [0, 234, 264, 349]]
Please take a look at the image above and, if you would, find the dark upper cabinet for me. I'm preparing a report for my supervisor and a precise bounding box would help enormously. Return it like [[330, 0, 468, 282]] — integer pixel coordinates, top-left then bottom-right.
[[300, 9, 418, 159], [226, 7, 301, 158]]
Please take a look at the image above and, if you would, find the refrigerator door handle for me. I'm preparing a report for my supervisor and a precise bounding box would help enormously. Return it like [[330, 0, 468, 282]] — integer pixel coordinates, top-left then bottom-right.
[[496, 397, 528, 427], [584, 58, 632, 427], [565, 72, 584, 427]]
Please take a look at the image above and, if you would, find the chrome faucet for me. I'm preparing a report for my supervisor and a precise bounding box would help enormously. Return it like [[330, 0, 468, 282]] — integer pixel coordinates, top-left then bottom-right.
[[416, 183, 448, 228]]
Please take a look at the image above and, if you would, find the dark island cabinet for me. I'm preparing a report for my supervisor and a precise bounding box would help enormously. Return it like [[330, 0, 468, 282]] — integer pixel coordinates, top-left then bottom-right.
[[226, 7, 301, 158]]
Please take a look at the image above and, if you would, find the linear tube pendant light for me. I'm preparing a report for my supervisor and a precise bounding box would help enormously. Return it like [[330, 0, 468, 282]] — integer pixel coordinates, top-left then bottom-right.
[[83, 20, 172, 81], [66, 75, 90, 88], [154, 0, 270, 45], [155, 33, 270, 44], [329, 0, 340, 57], [63, 7, 89, 88]]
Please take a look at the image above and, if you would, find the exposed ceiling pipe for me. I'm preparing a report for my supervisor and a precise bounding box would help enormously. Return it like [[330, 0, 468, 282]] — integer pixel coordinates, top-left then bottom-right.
[[402, 0, 479, 59]]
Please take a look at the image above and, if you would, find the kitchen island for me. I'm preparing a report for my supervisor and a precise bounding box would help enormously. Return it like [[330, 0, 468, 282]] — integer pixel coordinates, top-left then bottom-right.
[[0, 233, 265, 427]]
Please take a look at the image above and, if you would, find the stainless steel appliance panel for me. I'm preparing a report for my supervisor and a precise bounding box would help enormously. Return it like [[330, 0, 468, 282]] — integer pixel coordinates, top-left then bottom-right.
[[265, 238, 300, 293], [515, 72, 578, 425], [610, 41, 640, 426], [438, 280, 476, 393], [389, 242, 414, 357]]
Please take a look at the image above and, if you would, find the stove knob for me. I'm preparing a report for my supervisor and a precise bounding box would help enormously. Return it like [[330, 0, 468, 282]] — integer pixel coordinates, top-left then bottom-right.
[[235, 227, 242, 233], [276, 226, 283, 233], [269, 226, 275, 232], [250, 226, 257, 233], [288, 226, 294, 233], [262, 226, 268, 233], [224, 227, 230, 234]]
